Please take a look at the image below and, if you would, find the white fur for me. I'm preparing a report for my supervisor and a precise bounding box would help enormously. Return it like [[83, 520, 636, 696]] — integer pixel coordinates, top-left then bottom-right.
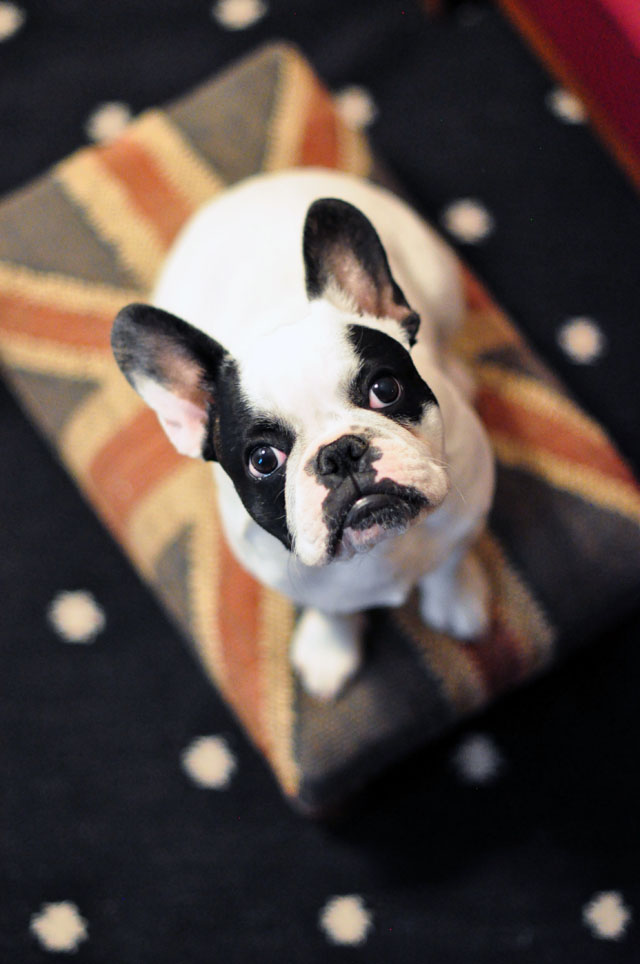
[[290, 609, 364, 701], [152, 169, 495, 699]]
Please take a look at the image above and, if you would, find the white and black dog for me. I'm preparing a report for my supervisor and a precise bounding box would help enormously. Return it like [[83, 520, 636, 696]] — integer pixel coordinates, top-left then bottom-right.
[[112, 168, 495, 699]]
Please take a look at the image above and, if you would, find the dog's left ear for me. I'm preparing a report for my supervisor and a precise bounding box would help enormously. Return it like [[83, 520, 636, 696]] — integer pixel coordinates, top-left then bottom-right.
[[303, 197, 420, 345], [111, 303, 227, 460]]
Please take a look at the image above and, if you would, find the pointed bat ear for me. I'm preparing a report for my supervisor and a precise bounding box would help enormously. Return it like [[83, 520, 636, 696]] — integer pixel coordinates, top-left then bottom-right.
[[302, 197, 420, 346], [111, 303, 227, 460]]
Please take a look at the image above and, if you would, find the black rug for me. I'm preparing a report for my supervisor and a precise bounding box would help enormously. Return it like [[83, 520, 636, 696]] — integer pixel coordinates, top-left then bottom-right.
[[2, 1, 639, 960]]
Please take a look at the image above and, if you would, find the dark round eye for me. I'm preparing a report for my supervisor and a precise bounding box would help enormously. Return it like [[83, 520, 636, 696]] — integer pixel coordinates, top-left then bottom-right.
[[369, 375, 402, 409], [248, 445, 287, 478]]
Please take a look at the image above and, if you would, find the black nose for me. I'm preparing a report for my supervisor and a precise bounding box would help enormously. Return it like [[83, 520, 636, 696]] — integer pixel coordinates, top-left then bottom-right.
[[316, 434, 369, 478]]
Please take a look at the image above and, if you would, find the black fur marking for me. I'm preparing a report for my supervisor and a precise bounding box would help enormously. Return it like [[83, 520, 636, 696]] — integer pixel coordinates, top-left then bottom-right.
[[402, 311, 421, 348], [209, 362, 295, 551], [347, 324, 438, 424]]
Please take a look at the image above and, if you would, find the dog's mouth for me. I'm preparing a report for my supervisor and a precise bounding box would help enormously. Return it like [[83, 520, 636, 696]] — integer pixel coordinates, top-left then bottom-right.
[[330, 486, 429, 560]]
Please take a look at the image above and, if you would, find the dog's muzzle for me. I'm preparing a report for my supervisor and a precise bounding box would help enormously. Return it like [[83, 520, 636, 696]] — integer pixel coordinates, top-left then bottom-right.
[[331, 485, 429, 559], [310, 432, 432, 560]]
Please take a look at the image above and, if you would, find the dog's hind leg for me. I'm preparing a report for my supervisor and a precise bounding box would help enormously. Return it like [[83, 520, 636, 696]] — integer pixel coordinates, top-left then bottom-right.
[[418, 546, 491, 641]]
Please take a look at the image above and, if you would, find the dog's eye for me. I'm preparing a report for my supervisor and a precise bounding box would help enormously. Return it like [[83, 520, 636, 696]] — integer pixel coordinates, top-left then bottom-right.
[[369, 375, 402, 409], [248, 445, 287, 478]]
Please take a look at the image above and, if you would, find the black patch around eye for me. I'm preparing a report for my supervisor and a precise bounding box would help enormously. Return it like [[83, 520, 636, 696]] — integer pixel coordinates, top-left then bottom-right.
[[347, 325, 437, 422], [207, 360, 294, 550]]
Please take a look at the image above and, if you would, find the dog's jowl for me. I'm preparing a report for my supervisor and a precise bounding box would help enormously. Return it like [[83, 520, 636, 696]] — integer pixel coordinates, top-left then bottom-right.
[[112, 169, 494, 699]]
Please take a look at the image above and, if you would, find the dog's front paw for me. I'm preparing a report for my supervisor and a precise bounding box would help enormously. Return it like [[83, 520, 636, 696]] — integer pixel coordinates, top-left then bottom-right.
[[419, 552, 491, 641], [290, 609, 363, 700]]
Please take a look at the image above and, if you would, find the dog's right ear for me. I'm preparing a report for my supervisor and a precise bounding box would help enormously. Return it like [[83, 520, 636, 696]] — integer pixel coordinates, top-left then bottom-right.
[[111, 303, 227, 460]]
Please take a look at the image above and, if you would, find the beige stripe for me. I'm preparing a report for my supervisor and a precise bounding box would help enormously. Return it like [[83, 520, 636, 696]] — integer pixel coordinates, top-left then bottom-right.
[[462, 283, 529, 348], [0, 261, 142, 315], [493, 433, 640, 522], [397, 604, 489, 714], [479, 363, 613, 447], [337, 124, 373, 177], [54, 149, 165, 289], [263, 49, 315, 171], [257, 587, 299, 796], [126, 110, 225, 210], [477, 532, 556, 668], [0, 332, 110, 380], [60, 371, 144, 477], [453, 306, 521, 361]]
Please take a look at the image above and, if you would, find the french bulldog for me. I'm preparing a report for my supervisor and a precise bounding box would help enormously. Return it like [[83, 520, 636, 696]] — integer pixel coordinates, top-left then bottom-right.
[[111, 168, 495, 699]]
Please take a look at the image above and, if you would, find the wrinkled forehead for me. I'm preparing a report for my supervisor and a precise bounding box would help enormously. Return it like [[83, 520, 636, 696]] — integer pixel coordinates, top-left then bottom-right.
[[236, 313, 361, 431]]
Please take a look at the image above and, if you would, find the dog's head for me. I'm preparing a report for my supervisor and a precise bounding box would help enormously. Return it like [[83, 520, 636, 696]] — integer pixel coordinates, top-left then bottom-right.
[[112, 197, 449, 566]]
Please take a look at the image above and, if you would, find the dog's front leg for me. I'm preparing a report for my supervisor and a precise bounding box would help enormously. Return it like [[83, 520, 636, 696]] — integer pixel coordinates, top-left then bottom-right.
[[418, 546, 491, 641], [290, 608, 364, 700]]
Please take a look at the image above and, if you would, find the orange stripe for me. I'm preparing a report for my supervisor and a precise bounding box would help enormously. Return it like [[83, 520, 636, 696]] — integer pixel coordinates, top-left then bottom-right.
[[0, 292, 112, 351], [88, 409, 184, 531], [97, 138, 193, 248], [217, 538, 267, 750], [300, 81, 340, 168], [477, 384, 638, 486]]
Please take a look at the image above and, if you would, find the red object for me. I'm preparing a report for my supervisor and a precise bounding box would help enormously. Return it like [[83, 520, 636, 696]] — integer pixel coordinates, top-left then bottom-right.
[[498, 0, 640, 193]]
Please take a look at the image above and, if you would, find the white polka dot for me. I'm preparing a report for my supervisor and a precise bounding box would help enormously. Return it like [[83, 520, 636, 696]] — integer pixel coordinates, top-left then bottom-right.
[[335, 86, 378, 131], [48, 590, 106, 644], [181, 735, 237, 789], [546, 87, 587, 124], [441, 198, 494, 243], [583, 891, 632, 941], [319, 895, 373, 946], [451, 733, 504, 784], [211, 0, 267, 30], [0, 2, 25, 41], [30, 902, 88, 953], [85, 101, 132, 144], [557, 316, 606, 364]]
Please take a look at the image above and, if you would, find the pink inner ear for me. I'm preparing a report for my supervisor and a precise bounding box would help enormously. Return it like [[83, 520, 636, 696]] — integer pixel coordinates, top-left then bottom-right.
[[328, 247, 410, 323], [326, 247, 379, 316], [136, 377, 208, 458]]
